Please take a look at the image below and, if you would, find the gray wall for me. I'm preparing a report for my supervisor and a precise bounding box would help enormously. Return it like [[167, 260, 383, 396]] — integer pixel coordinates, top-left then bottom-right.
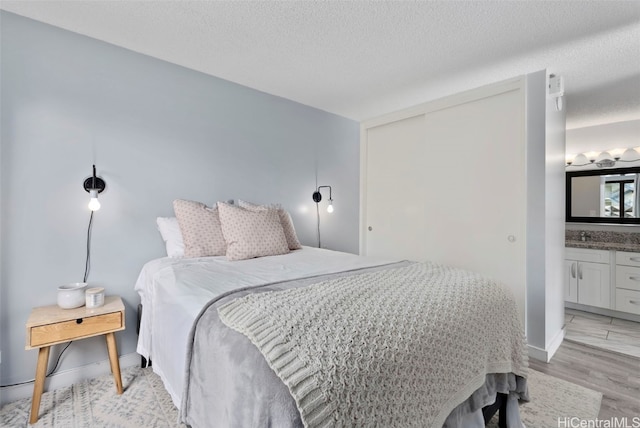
[[0, 11, 359, 391]]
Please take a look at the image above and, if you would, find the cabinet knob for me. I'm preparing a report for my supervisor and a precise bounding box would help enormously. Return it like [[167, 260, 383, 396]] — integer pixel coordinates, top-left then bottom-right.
[[507, 235, 516, 243], [368, 226, 373, 231], [76, 318, 83, 324]]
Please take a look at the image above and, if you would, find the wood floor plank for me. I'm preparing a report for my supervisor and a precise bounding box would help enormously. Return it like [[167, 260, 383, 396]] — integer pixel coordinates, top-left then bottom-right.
[[565, 309, 640, 356], [530, 340, 640, 419]]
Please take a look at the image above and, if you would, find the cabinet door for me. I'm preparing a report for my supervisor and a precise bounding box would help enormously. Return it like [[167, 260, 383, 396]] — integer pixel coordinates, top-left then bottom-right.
[[577, 262, 611, 308], [564, 260, 578, 303]]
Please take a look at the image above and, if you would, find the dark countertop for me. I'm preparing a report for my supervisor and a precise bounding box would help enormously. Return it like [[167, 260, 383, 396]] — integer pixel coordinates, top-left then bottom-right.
[[565, 240, 640, 252], [565, 230, 640, 253]]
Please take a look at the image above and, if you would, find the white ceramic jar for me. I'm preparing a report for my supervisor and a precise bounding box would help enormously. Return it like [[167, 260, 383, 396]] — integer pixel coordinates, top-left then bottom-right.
[[57, 283, 88, 309], [85, 287, 105, 308]]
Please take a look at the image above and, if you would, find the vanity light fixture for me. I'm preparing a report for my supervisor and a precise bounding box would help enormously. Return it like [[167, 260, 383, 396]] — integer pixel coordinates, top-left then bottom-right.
[[566, 148, 640, 168], [83, 164, 106, 211], [313, 185, 334, 213]]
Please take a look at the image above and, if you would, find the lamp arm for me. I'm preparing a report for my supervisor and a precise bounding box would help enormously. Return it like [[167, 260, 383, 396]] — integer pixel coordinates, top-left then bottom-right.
[[317, 185, 332, 200]]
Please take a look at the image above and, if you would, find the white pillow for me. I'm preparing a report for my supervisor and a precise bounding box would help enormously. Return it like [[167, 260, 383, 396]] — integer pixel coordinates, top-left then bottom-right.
[[156, 217, 184, 258]]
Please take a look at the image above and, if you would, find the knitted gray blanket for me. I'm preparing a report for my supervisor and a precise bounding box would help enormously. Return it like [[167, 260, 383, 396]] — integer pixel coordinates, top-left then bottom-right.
[[218, 262, 528, 428]]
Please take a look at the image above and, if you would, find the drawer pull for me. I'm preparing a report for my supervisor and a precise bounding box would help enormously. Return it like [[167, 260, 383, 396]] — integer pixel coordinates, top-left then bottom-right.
[[630, 257, 640, 262], [629, 300, 640, 305], [629, 276, 640, 282], [76, 319, 83, 324]]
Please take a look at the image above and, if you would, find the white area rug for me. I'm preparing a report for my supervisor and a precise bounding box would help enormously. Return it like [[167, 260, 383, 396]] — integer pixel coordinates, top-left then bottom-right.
[[1, 367, 601, 427], [0, 366, 185, 428], [487, 369, 602, 428]]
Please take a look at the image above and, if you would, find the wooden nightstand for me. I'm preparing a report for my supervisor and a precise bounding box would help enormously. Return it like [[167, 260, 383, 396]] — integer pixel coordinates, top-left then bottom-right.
[[25, 295, 125, 424]]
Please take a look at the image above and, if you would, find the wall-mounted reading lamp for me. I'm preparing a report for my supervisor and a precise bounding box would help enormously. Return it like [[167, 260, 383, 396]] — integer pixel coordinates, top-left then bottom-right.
[[312, 185, 334, 213], [83, 164, 106, 211], [313, 185, 333, 248], [81, 164, 106, 282]]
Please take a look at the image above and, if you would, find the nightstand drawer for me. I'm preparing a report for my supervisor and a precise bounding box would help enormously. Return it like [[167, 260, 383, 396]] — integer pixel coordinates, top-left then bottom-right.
[[29, 312, 123, 348]]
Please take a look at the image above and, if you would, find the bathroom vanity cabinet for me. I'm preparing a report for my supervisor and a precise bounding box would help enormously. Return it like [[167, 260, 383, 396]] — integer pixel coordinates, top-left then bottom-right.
[[564, 248, 610, 308], [565, 247, 640, 316]]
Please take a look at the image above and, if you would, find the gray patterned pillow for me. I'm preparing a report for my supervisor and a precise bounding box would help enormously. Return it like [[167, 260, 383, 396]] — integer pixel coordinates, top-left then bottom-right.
[[237, 200, 303, 250], [173, 199, 226, 258], [217, 202, 290, 261]]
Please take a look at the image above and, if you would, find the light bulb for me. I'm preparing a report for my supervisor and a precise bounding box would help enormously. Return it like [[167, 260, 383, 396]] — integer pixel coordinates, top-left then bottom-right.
[[596, 151, 613, 162], [565, 154, 576, 165], [327, 200, 334, 213], [585, 151, 599, 163], [622, 148, 639, 161], [88, 190, 101, 211], [609, 148, 626, 159]]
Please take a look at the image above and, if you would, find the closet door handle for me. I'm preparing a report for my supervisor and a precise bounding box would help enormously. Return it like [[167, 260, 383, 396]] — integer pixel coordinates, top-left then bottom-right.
[[571, 262, 576, 279], [578, 263, 583, 280]]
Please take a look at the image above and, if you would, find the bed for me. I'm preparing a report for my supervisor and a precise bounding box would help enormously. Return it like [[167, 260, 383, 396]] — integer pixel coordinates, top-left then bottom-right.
[[135, 246, 529, 427], [137, 199, 528, 427]]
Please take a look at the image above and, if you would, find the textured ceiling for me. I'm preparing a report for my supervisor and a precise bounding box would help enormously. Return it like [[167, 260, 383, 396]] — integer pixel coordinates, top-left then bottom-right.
[[2, 1, 639, 134]]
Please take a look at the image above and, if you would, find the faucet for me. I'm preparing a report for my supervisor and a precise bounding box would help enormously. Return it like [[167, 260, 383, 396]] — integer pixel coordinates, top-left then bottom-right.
[[580, 231, 589, 242]]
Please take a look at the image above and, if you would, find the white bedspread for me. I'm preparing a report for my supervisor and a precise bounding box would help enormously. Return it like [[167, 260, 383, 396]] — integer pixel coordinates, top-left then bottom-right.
[[134, 247, 394, 407]]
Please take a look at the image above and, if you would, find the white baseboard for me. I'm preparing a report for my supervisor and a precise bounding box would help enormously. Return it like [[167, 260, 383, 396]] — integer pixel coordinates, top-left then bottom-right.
[[546, 327, 565, 361], [1, 352, 140, 406], [527, 327, 565, 362]]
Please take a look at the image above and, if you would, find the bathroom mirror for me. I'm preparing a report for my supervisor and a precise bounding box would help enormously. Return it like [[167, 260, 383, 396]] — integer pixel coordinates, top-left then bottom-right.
[[566, 167, 640, 224]]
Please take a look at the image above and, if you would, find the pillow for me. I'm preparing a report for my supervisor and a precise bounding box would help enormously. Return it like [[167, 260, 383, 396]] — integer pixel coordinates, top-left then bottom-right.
[[217, 202, 290, 261], [237, 200, 302, 250], [173, 199, 226, 257], [156, 217, 184, 258]]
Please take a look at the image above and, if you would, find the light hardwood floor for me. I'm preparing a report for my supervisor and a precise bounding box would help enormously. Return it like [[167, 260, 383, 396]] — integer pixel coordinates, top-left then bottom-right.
[[530, 340, 640, 419], [565, 308, 640, 358]]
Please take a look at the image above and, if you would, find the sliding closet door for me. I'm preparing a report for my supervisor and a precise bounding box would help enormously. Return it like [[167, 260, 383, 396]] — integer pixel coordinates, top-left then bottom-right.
[[422, 89, 526, 319], [364, 114, 428, 260], [362, 84, 526, 322]]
